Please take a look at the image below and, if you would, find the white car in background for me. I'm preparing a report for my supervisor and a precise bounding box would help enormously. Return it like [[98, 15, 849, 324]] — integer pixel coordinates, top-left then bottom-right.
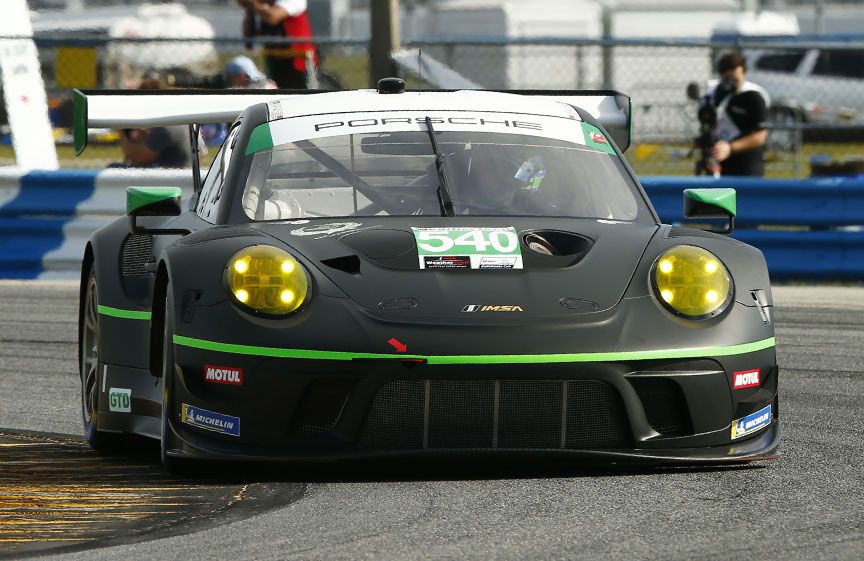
[[747, 47, 864, 126]]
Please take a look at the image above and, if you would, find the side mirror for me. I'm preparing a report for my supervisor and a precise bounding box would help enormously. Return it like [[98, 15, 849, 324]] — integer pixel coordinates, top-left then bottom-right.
[[127, 186, 189, 235], [683, 188, 736, 235]]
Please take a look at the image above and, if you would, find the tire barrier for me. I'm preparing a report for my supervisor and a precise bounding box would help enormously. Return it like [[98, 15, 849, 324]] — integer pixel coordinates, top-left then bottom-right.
[[1, 171, 862, 279]]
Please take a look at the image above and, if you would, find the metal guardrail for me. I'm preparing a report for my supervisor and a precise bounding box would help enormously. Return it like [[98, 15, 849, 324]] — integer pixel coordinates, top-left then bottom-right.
[[642, 175, 864, 227], [642, 175, 864, 279]]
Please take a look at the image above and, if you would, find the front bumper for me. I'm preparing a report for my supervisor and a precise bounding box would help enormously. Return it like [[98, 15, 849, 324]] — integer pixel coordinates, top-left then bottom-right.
[[165, 345, 780, 465]]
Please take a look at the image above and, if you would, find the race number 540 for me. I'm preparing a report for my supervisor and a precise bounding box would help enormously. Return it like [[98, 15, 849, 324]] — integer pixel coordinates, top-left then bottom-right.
[[414, 228, 519, 255]]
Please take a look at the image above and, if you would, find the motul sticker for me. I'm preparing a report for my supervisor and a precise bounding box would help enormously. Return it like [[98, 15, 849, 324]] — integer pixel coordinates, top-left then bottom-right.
[[581, 123, 616, 155], [204, 365, 243, 385], [589, 131, 607, 145], [733, 369, 760, 389]]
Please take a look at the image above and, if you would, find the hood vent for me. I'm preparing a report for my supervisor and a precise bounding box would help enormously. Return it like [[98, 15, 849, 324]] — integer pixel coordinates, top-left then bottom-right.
[[339, 229, 418, 270], [522, 230, 594, 268], [321, 255, 361, 275]]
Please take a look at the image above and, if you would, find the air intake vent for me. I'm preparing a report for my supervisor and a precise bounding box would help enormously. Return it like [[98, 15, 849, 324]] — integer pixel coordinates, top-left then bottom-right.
[[628, 377, 693, 436], [174, 227, 266, 247], [360, 379, 631, 450], [120, 234, 152, 277], [665, 227, 747, 245]]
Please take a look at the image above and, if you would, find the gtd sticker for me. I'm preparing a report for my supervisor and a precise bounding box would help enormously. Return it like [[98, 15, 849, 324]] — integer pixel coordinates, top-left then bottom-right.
[[182, 404, 240, 437], [204, 365, 243, 385], [731, 404, 771, 440], [290, 222, 360, 236], [733, 369, 760, 389], [108, 388, 131, 413]]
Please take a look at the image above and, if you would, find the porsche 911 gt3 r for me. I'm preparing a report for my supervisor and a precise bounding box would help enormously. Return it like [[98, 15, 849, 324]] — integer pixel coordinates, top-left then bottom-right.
[[75, 80, 779, 472]]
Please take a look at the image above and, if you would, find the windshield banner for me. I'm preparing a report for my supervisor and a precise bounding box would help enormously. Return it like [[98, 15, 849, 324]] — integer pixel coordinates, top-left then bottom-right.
[[249, 111, 597, 153]]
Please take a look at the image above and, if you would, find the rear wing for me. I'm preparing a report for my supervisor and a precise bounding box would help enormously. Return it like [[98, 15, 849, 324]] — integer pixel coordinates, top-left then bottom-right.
[[73, 88, 632, 155], [72, 88, 299, 155], [508, 89, 631, 151]]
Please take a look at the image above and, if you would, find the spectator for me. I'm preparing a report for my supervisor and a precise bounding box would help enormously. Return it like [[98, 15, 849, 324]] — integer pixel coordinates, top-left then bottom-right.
[[115, 78, 204, 168], [225, 55, 277, 89], [236, 0, 317, 89], [698, 52, 771, 176]]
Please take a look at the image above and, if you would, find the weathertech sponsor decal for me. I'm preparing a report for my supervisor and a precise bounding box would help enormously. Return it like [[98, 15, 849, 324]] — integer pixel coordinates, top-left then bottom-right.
[[204, 365, 243, 385], [182, 404, 240, 436], [424, 255, 470, 269], [733, 369, 760, 389], [731, 404, 771, 440]]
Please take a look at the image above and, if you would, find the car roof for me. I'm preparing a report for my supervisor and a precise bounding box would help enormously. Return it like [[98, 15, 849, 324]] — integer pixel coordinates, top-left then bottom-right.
[[262, 90, 579, 122]]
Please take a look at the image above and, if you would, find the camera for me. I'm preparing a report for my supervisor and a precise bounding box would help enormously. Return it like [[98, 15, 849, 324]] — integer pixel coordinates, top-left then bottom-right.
[[692, 75, 736, 177]]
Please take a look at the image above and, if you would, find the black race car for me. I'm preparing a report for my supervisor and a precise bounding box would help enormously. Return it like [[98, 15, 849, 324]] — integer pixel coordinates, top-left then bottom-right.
[[75, 81, 779, 471]]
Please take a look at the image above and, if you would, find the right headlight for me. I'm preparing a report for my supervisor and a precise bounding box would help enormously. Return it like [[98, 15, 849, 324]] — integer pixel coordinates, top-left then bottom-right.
[[225, 245, 309, 315], [651, 245, 733, 320]]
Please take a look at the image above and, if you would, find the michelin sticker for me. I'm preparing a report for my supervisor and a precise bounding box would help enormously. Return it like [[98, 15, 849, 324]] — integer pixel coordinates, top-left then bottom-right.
[[108, 388, 131, 413], [413, 227, 523, 270], [731, 404, 771, 440], [182, 403, 240, 437]]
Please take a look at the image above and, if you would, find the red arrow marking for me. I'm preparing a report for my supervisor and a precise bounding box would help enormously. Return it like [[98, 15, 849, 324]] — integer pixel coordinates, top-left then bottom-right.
[[388, 338, 407, 352]]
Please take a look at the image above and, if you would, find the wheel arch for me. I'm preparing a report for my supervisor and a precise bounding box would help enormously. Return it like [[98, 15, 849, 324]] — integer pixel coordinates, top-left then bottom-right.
[[77, 242, 95, 379], [150, 260, 171, 377]]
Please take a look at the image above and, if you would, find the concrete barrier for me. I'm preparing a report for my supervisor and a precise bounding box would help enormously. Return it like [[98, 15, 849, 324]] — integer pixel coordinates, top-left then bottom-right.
[[0, 169, 193, 279]]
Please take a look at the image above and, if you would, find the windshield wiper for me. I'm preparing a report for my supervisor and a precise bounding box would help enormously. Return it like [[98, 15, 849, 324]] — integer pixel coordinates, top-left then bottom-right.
[[424, 116, 455, 217]]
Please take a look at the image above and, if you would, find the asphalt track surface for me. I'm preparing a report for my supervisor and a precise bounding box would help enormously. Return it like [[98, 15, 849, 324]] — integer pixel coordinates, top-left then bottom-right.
[[0, 281, 862, 560]]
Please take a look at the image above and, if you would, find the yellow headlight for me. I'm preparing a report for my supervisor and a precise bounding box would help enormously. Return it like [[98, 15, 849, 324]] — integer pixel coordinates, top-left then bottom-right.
[[226, 246, 308, 314], [652, 246, 732, 319]]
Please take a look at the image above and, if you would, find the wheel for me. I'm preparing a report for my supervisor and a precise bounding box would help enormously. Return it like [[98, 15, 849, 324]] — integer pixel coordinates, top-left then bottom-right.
[[80, 269, 122, 452], [159, 284, 188, 474]]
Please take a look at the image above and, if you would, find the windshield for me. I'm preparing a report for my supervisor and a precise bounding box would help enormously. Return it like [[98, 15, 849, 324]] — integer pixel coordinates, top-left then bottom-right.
[[239, 114, 640, 220]]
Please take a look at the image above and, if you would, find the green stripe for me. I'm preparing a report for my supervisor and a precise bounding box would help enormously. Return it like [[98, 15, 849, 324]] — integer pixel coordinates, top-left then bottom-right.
[[245, 123, 274, 155], [98, 305, 152, 320], [173, 334, 775, 365]]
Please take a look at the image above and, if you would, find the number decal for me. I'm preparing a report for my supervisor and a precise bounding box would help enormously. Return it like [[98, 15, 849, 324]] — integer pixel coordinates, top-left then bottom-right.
[[412, 227, 523, 270], [453, 230, 491, 251], [488, 230, 518, 253], [416, 231, 455, 252]]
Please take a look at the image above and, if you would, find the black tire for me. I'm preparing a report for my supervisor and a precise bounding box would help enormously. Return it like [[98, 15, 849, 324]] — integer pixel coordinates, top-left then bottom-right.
[[80, 269, 123, 452], [159, 284, 189, 474]]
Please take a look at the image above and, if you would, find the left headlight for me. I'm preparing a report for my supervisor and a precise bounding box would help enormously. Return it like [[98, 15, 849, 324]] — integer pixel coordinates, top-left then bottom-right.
[[225, 245, 309, 315], [651, 245, 733, 320]]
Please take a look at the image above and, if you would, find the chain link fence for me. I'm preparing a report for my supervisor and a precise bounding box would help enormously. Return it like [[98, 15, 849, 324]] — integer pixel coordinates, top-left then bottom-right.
[[2, 35, 863, 177]]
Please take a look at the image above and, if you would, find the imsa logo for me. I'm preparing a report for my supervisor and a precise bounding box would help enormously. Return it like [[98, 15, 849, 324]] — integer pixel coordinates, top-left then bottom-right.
[[462, 304, 524, 312]]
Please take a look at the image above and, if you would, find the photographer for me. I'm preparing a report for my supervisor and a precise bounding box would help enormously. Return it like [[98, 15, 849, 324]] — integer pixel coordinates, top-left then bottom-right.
[[696, 52, 770, 176]]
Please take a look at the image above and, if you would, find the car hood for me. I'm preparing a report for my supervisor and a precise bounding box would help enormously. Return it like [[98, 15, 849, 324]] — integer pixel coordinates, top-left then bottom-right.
[[252, 217, 659, 318]]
